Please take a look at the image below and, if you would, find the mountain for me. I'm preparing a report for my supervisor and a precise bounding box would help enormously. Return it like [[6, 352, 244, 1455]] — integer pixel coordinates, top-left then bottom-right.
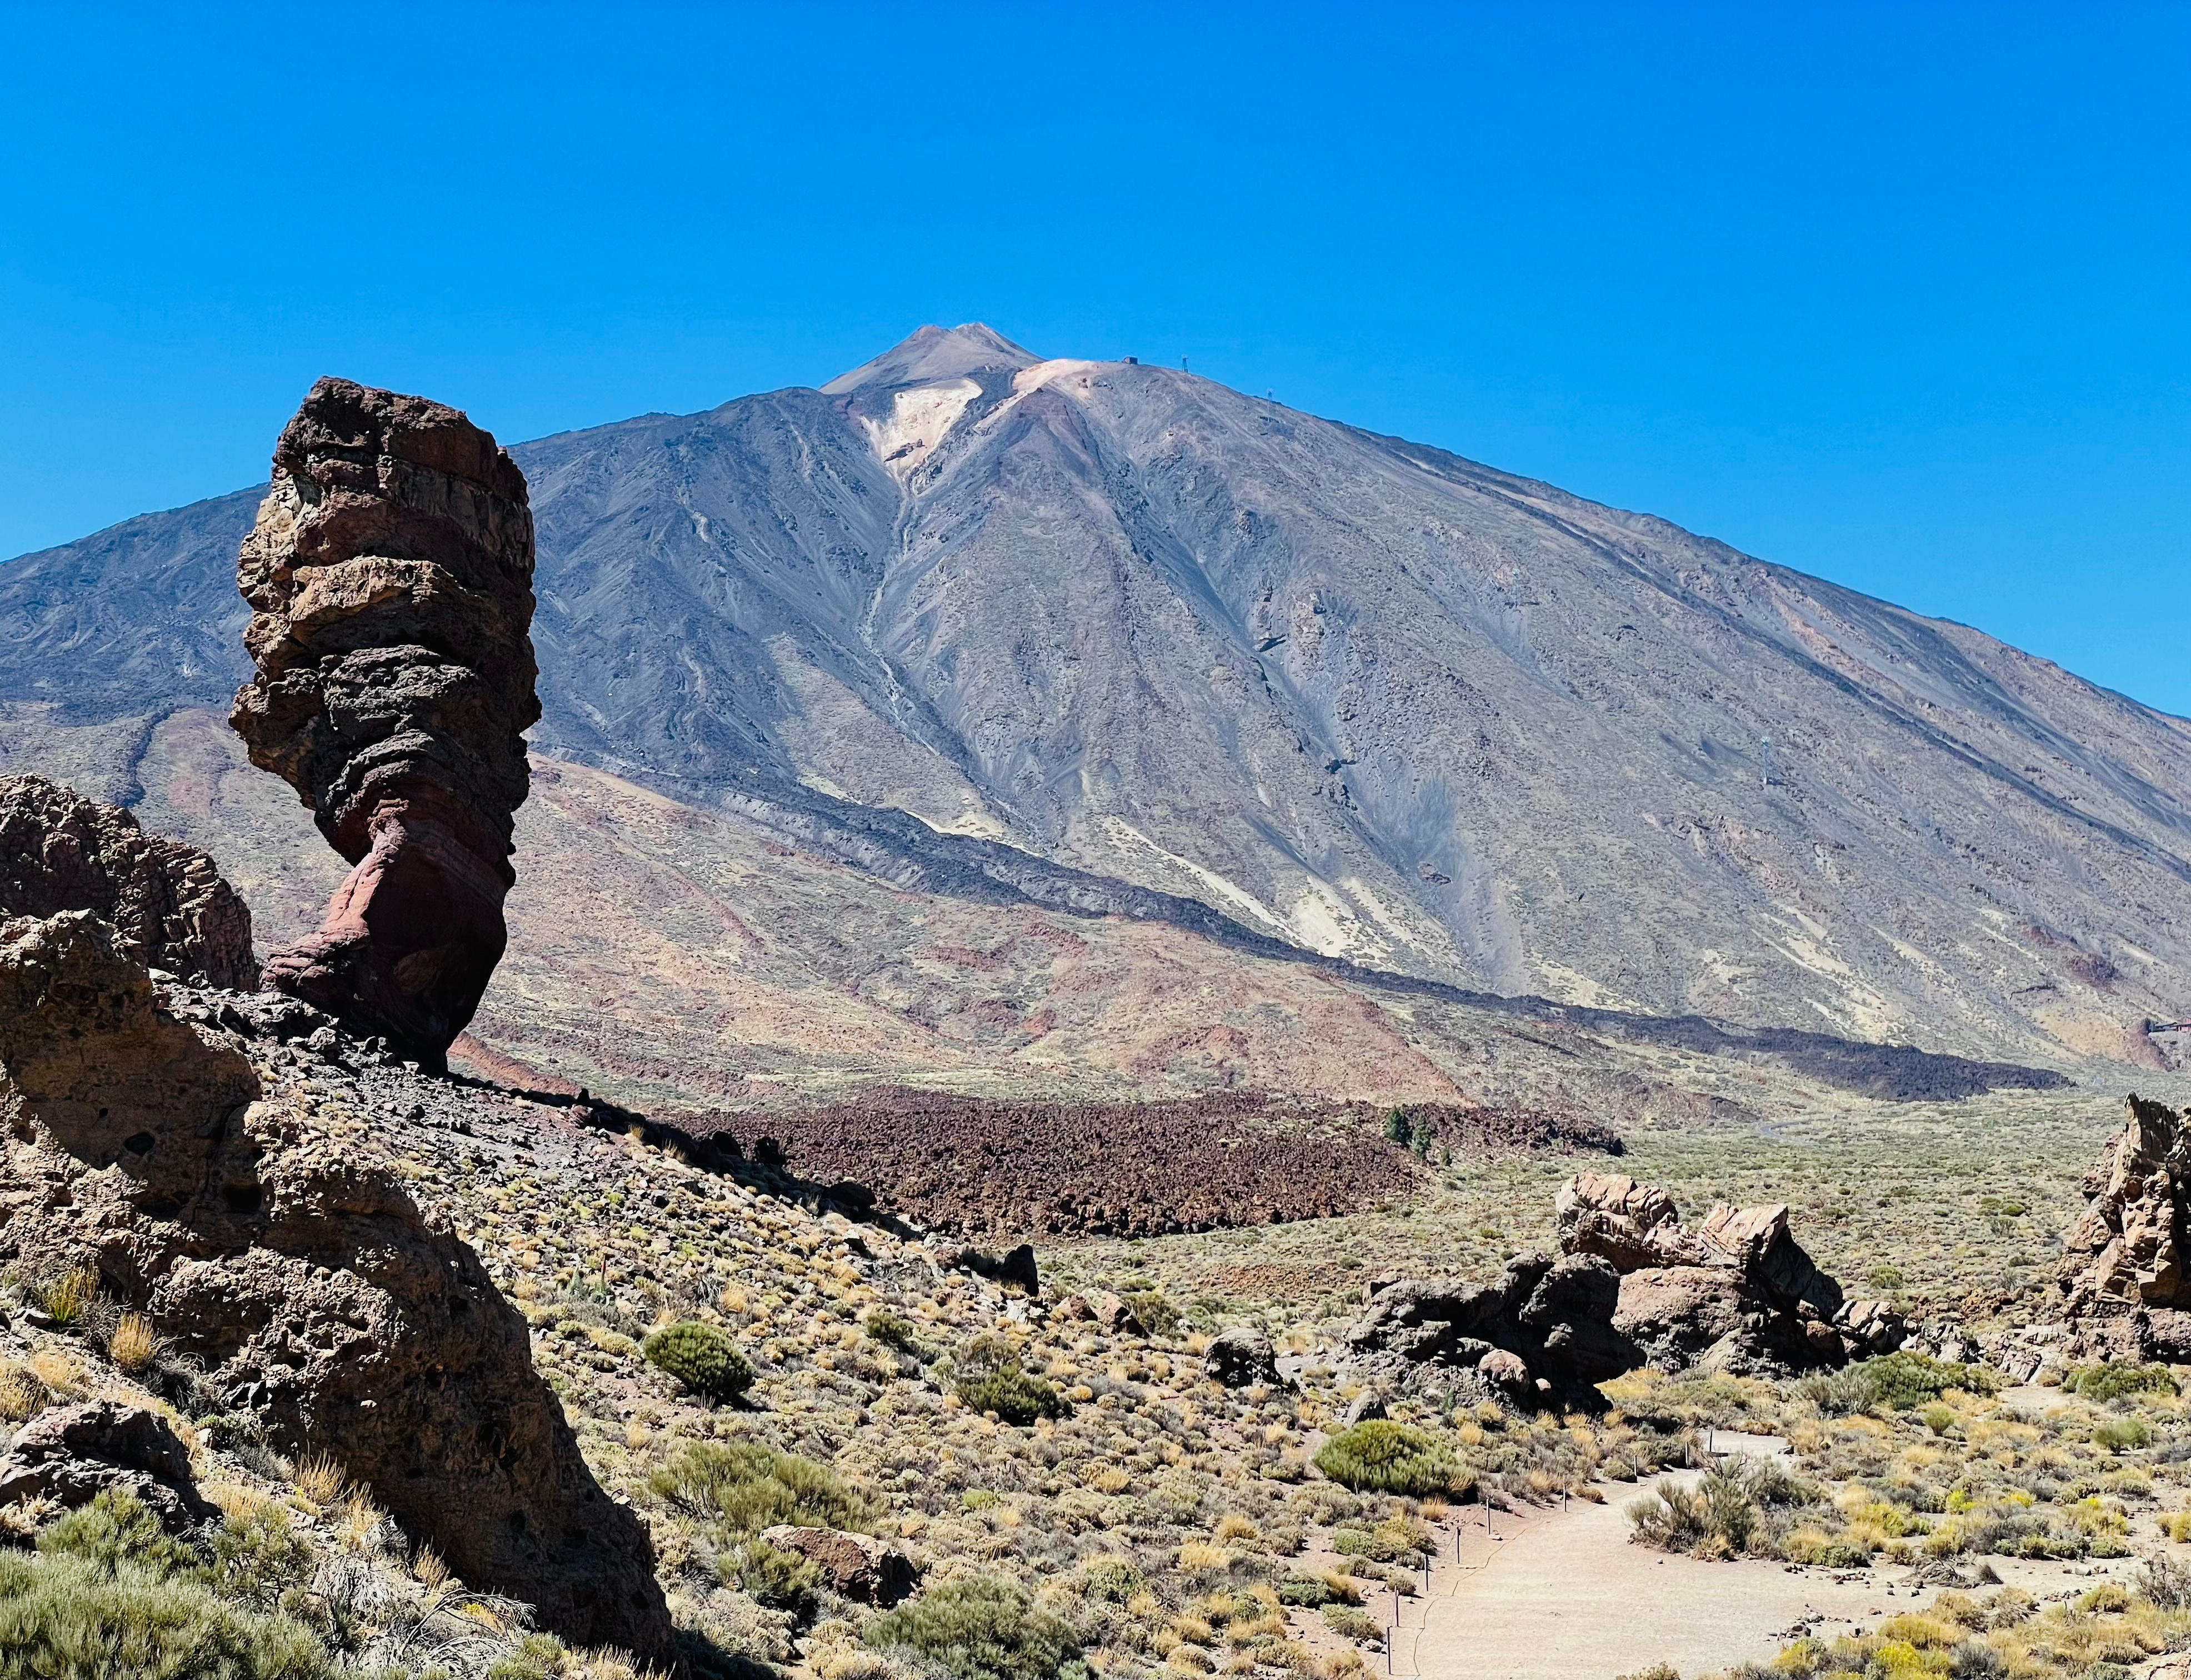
[[3, 324, 2187, 1072]]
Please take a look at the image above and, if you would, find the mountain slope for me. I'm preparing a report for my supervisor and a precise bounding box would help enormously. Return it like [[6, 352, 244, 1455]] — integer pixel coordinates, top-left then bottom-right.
[[3, 324, 2187, 1066]]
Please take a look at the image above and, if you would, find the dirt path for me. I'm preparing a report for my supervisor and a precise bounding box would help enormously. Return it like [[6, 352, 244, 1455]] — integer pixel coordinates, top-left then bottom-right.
[[1306, 1434, 2133, 1680]]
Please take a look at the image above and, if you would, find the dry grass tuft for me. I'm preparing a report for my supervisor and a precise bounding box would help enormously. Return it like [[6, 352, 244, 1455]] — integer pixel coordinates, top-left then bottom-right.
[[108, 1311, 161, 1375], [294, 1452, 349, 1507]]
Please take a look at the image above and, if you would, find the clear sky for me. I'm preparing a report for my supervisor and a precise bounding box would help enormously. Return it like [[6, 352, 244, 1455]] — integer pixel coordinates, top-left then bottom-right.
[[3, 3, 2186, 712]]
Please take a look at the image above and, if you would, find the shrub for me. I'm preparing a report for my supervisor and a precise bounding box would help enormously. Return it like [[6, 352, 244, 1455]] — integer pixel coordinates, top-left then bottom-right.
[[0, 1549, 331, 1679], [1312, 1422, 1462, 1497], [107, 1314, 161, 1377], [210, 1502, 316, 1611], [642, 1321, 754, 1404], [38, 1488, 199, 1582], [1123, 1291, 1180, 1339], [2094, 1417, 2152, 1453], [865, 1311, 926, 1357], [865, 1577, 1083, 1680], [1080, 1556, 1145, 1604], [2067, 1363, 2178, 1402], [486, 1633, 571, 1680], [1319, 1605, 1384, 1647], [954, 1338, 1065, 1426], [1278, 1574, 1344, 1608], [649, 1441, 880, 1538], [720, 1538, 821, 1612], [34, 1268, 99, 1329], [1802, 1353, 1998, 1416]]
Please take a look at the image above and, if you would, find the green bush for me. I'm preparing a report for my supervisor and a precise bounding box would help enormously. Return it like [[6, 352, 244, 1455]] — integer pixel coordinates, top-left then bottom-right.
[[1312, 1421, 1463, 1497], [37, 1488, 199, 1582], [1078, 1557, 1144, 1604], [1121, 1291, 1179, 1340], [486, 1633, 570, 1680], [0, 1546, 329, 1679], [2094, 1417, 2152, 1453], [865, 1311, 927, 1357], [649, 1441, 881, 1539], [209, 1504, 316, 1611], [865, 1577, 1083, 1680], [1802, 1352, 1999, 1416], [953, 1337, 1065, 1426], [641, 1321, 754, 1404], [719, 1538, 821, 1612], [2067, 1363, 2178, 1402], [1278, 1573, 1345, 1607]]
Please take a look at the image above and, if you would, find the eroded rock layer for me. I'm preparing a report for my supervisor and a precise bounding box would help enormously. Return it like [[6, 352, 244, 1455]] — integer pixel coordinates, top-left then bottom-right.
[[1557, 1171, 1903, 1373], [0, 774, 255, 988], [2059, 1094, 2191, 1362], [231, 378, 539, 1066], [0, 910, 671, 1663]]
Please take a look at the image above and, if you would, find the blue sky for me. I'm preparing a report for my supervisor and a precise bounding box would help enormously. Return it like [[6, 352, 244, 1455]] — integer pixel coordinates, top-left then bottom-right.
[[3, 3, 2187, 712]]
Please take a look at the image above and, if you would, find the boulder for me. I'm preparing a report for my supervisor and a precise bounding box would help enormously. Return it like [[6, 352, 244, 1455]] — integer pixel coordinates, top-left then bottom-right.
[[0, 1401, 216, 1532], [1340, 1251, 1639, 1411], [0, 910, 673, 1665], [761, 1525, 918, 1607], [230, 378, 539, 1069], [1557, 1171, 1898, 1374], [1204, 1326, 1280, 1388], [0, 776, 255, 989], [2058, 1094, 2191, 1361]]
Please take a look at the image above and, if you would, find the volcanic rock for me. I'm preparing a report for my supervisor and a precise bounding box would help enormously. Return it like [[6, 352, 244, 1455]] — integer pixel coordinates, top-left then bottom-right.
[[761, 1524, 918, 1607], [0, 775, 254, 989], [1558, 1172, 1903, 1373], [2058, 1094, 2191, 1362], [1342, 1252, 1638, 1411], [0, 909, 672, 1664], [230, 378, 539, 1068], [1203, 1325, 1280, 1389], [0, 1400, 216, 1531]]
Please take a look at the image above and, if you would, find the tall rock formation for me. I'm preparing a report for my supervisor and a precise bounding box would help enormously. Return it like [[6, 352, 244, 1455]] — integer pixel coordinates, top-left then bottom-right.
[[0, 774, 255, 988], [229, 378, 539, 1067], [2059, 1094, 2191, 1362]]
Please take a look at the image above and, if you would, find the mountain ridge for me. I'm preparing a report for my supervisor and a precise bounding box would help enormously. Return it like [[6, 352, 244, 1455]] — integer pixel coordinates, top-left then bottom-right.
[[3, 326, 2185, 1070]]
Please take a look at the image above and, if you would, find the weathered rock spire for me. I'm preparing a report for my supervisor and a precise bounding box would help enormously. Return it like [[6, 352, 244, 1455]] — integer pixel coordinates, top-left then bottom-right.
[[230, 378, 539, 1066]]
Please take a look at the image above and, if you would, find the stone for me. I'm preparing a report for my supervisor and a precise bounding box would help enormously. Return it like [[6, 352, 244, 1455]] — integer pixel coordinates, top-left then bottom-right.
[[0, 776, 254, 989], [1339, 1251, 1639, 1412], [1553, 1172, 1704, 1270], [1557, 1171, 1893, 1375], [230, 378, 539, 1069], [0, 1401, 216, 1532], [1204, 1326, 1280, 1389], [2059, 1094, 2191, 1362], [1092, 1291, 1130, 1330], [761, 1524, 918, 1607], [0, 910, 672, 1664]]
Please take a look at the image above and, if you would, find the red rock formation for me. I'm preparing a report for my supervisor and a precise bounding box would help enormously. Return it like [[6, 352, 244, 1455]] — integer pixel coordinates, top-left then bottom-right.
[[0, 775, 255, 989], [230, 378, 538, 1068]]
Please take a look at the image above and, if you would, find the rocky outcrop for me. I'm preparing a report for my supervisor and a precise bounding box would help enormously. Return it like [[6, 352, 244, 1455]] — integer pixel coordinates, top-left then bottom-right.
[[1343, 1252, 1639, 1411], [1204, 1326, 1280, 1389], [2058, 1094, 2191, 1362], [0, 1401, 216, 1531], [0, 910, 672, 1664], [761, 1525, 918, 1607], [0, 776, 254, 989], [230, 378, 538, 1069], [1557, 1172, 1902, 1374]]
